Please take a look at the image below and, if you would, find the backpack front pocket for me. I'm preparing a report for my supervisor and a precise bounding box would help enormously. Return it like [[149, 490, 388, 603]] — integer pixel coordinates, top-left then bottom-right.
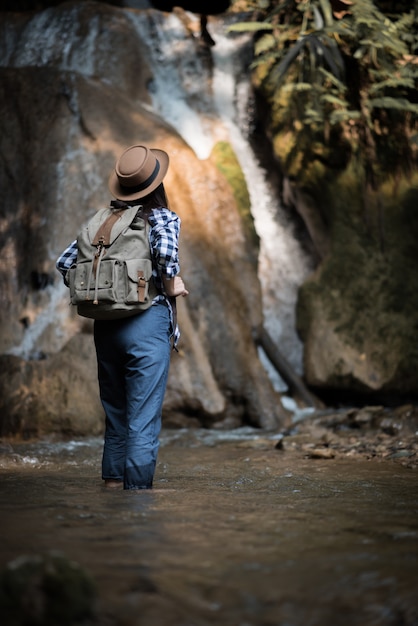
[[69, 259, 125, 304], [125, 259, 154, 304]]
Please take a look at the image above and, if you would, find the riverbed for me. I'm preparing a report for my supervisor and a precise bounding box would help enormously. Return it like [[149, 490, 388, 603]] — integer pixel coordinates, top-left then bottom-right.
[[1, 427, 418, 625]]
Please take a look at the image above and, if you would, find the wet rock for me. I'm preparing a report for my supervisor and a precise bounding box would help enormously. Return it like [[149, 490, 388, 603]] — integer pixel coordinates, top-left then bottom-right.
[[295, 173, 418, 398], [162, 411, 201, 429], [0, 552, 96, 626], [306, 446, 336, 459], [389, 449, 415, 460], [276, 433, 316, 451], [0, 334, 104, 438], [276, 405, 418, 469]]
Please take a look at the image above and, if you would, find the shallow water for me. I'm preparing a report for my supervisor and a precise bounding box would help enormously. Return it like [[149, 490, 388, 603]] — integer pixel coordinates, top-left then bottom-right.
[[1, 428, 418, 625]]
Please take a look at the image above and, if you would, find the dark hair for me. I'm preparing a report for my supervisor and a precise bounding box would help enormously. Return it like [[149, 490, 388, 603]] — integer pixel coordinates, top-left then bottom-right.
[[139, 183, 169, 210], [110, 183, 169, 212]]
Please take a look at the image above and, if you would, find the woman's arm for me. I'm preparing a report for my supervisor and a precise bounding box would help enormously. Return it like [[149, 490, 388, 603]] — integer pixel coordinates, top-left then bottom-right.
[[149, 209, 189, 298], [162, 275, 189, 298], [56, 240, 78, 282]]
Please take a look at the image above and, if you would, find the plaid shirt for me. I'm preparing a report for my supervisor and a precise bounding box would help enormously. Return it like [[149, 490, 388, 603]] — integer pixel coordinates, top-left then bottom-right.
[[56, 206, 182, 346]]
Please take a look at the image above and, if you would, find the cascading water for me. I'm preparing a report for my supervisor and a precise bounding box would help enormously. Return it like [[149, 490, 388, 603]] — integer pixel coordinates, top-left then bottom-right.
[[129, 10, 314, 388], [131, 10, 216, 158]]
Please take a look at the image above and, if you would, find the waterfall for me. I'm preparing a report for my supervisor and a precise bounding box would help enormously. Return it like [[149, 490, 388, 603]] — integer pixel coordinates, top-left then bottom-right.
[[130, 10, 216, 158], [129, 11, 314, 385]]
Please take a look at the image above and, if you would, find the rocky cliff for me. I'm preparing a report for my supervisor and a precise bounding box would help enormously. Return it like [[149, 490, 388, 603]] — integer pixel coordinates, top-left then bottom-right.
[[0, 1, 286, 436]]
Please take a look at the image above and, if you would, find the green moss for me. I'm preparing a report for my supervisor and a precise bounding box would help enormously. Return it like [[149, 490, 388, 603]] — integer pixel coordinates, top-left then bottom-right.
[[211, 141, 260, 252], [297, 167, 418, 391]]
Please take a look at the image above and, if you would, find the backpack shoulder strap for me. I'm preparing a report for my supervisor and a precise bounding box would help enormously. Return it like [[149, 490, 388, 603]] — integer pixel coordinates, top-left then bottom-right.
[[87, 205, 140, 246], [92, 210, 123, 246]]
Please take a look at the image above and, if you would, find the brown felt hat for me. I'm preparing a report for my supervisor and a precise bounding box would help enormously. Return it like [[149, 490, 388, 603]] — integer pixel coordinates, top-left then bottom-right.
[[108, 145, 169, 201]]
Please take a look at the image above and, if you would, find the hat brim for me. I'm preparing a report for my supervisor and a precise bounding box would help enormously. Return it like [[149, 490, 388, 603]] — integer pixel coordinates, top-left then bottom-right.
[[108, 148, 169, 201]]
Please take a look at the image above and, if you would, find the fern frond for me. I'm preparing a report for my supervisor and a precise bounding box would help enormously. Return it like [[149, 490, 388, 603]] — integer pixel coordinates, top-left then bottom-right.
[[271, 37, 307, 82], [282, 82, 313, 93], [368, 97, 418, 114], [318, 0, 334, 27], [227, 22, 273, 33], [369, 77, 416, 94], [321, 94, 349, 107], [318, 67, 346, 90], [313, 6, 325, 30], [329, 109, 362, 124], [303, 108, 324, 124], [254, 33, 277, 56]]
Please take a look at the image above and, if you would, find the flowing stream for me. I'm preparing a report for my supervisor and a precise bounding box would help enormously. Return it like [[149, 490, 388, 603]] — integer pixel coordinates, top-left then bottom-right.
[[1, 431, 418, 625]]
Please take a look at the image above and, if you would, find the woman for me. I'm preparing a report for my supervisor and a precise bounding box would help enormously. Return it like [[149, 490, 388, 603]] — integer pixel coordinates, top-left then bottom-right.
[[57, 145, 188, 490]]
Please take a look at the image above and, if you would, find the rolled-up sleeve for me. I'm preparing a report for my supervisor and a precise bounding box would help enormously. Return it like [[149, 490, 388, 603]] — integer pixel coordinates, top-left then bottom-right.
[[56, 240, 78, 281], [149, 210, 180, 279]]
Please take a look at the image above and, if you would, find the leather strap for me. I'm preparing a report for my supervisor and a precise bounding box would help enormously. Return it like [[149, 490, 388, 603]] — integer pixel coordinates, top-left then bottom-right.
[[137, 270, 146, 302], [92, 210, 122, 246], [92, 211, 122, 274]]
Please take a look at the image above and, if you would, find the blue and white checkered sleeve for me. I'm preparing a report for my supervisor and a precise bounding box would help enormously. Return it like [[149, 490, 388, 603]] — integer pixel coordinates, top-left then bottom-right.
[[149, 209, 181, 278], [56, 240, 78, 280]]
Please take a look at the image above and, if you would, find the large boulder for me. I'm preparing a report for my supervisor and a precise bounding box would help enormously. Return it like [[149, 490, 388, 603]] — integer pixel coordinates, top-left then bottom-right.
[[296, 168, 418, 400]]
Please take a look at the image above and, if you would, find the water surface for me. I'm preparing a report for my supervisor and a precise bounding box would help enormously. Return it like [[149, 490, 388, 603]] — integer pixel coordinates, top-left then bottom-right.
[[1, 428, 417, 625]]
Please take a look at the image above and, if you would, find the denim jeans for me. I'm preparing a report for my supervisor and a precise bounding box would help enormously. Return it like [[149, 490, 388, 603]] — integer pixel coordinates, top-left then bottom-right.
[[94, 302, 172, 489]]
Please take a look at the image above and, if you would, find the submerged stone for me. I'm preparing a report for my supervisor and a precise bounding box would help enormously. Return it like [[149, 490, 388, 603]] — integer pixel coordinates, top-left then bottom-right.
[[0, 552, 96, 626]]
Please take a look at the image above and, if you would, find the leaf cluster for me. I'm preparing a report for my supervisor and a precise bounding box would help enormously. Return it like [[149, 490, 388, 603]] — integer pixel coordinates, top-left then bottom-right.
[[229, 0, 418, 183]]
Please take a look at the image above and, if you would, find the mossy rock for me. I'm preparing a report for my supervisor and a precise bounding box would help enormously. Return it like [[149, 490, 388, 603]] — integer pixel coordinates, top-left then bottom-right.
[[0, 552, 96, 626], [211, 140, 259, 256], [297, 168, 418, 396]]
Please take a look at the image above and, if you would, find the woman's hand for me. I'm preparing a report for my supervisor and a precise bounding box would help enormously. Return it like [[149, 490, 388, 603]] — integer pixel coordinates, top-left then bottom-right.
[[162, 275, 189, 298]]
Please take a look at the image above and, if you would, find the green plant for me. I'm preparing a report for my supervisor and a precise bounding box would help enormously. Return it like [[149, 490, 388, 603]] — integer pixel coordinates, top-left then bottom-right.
[[229, 0, 418, 187]]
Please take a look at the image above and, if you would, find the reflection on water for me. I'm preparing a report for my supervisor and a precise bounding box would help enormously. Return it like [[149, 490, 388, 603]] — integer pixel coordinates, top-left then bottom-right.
[[1, 429, 418, 625]]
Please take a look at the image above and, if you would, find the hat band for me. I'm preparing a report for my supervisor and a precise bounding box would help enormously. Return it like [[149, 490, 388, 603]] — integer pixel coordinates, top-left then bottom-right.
[[119, 160, 161, 193]]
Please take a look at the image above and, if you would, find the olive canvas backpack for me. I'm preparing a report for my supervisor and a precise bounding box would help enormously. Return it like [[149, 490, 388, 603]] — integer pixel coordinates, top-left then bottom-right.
[[68, 205, 158, 320]]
